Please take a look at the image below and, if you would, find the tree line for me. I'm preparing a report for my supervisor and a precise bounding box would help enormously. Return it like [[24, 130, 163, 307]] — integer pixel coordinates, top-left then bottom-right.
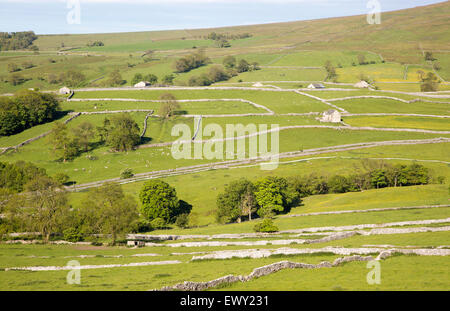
[[187, 56, 259, 86], [216, 161, 439, 226], [0, 90, 60, 136], [175, 50, 211, 73], [0, 31, 38, 51]]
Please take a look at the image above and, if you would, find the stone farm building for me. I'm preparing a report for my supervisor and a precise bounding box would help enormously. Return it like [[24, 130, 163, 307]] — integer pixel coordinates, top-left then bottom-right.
[[59, 86, 71, 95], [354, 80, 370, 88], [134, 81, 151, 88], [307, 83, 325, 89], [320, 109, 342, 123]]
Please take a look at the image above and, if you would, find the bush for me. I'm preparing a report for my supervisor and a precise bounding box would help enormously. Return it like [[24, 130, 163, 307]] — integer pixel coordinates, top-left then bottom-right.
[[54, 173, 70, 185], [254, 219, 278, 233], [150, 218, 167, 230], [120, 168, 134, 179], [175, 214, 190, 228], [188, 74, 212, 86], [63, 228, 84, 242]]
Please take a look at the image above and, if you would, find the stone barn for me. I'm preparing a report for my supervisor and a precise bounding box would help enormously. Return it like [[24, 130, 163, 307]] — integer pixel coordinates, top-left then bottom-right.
[[321, 109, 342, 123], [354, 80, 370, 88], [307, 83, 325, 89], [134, 81, 151, 88], [59, 86, 71, 95]]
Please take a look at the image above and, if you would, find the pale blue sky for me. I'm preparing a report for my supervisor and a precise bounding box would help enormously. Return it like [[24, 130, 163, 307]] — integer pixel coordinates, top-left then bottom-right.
[[0, 0, 445, 34]]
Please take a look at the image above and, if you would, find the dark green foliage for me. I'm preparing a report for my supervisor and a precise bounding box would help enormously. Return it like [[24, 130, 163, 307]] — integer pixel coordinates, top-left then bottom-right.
[[216, 161, 432, 224], [162, 74, 175, 85], [53, 173, 70, 185], [0, 90, 60, 136], [120, 168, 134, 179], [424, 51, 435, 61], [63, 227, 84, 242], [254, 219, 279, 233], [0, 161, 48, 193], [205, 32, 252, 41], [87, 41, 104, 47], [139, 180, 180, 224], [216, 178, 257, 224], [237, 59, 250, 73], [328, 175, 357, 193], [254, 176, 298, 218], [100, 114, 141, 151], [144, 74, 158, 85], [79, 183, 139, 244]]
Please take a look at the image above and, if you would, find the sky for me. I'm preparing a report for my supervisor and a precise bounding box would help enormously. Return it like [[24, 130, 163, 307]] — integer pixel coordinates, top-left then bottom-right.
[[0, 0, 445, 34]]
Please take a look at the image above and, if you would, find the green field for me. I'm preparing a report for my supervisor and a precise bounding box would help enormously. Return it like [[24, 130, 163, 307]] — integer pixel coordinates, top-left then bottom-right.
[[1, 1, 449, 291]]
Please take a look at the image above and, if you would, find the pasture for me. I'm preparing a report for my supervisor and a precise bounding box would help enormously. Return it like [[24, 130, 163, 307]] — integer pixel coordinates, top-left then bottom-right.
[[0, 1, 449, 292]]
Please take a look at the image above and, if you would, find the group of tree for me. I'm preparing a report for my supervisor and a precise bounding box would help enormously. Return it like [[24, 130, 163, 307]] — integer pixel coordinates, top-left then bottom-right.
[[96, 113, 141, 152], [419, 71, 440, 92], [216, 161, 436, 225], [223, 56, 260, 73], [0, 31, 38, 51], [0, 90, 60, 136], [174, 50, 210, 73], [216, 177, 299, 224], [48, 121, 96, 162], [48, 113, 141, 162], [205, 32, 252, 48], [87, 41, 104, 47], [0, 161, 49, 193], [205, 32, 252, 41], [188, 64, 235, 86], [1, 180, 139, 245]]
